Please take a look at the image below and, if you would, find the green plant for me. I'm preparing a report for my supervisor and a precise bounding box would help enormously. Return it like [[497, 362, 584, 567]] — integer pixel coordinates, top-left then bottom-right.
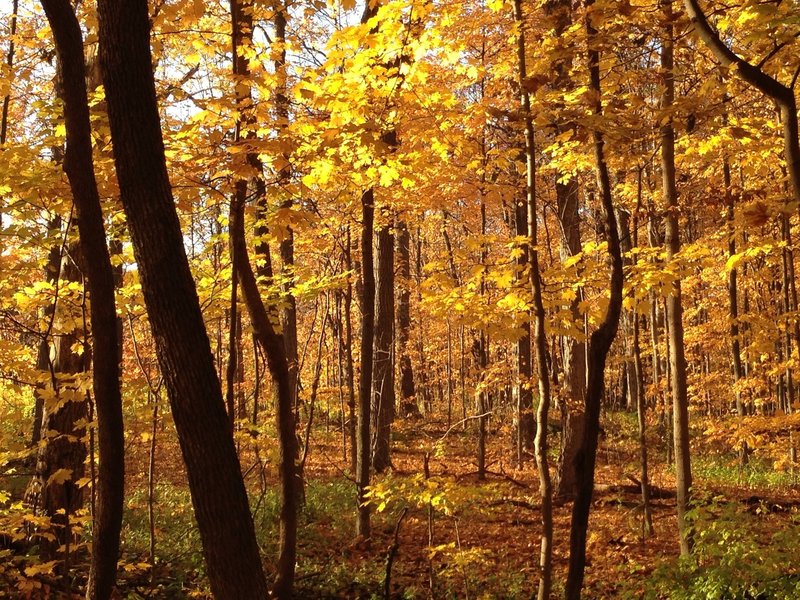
[[621, 499, 800, 599]]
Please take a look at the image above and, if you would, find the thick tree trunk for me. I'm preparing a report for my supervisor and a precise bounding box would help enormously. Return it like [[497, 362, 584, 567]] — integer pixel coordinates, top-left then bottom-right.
[[564, 1, 625, 596], [662, 0, 693, 557], [545, 0, 587, 500], [33, 249, 87, 565], [96, 0, 268, 596], [372, 217, 395, 473]]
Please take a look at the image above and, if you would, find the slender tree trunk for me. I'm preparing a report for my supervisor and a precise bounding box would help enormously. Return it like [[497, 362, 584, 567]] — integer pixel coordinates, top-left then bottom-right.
[[97, 0, 269, 595], [37, 4, 125, 595], [565, 2, 625, 595], [357, 187, 376, 539], [514, 184, 534, 465], [633, 172, 654, 537], [345, 227, 358, 474], [662, 0, 693, 557], [226, 268, 239, 432], [0, 0, 17, 236], [684, 0, 800, 203], [229, 0, 297, 593], [513, 0, 552, 595], [263, 1, 299, 415], [724, 158, 744, 416], [229, 194, 298, 597], [397, 220, 418, 417]]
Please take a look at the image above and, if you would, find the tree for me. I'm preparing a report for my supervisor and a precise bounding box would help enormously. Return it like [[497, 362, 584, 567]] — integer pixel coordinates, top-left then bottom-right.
[[513, 0, 553, 596], [565, 0, 625, 596], [230, 0, 299, 593], [38, 0, 125, 596], [661, 0, 693, 557], [95, 0, 268, 596], [372, 205, 395, 473]]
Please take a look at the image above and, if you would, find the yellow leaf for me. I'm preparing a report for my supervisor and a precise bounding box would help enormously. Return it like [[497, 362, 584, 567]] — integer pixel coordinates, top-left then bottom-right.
[[47, 469, 73, 486]]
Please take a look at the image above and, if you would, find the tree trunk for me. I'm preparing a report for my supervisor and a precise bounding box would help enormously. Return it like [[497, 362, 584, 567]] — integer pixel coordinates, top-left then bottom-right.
[[34, 248, 88, 565], [229, 193, 298, 598], [357, 187, 376, 539], [96, 0, 268, 596], [396, 219, 418, 417], [564, 1, 625, 596], [662, 0, 693, 557], [513, 0, 552, 595], [269, 1, 299, 416], [514, 184, 534, 464], [229, 0, 298, 593], [345, 227, 358, 474], [723, 158, 744, 416], [684, 0, 800, 204], [632, 172, 654, 537], [39, 2, 126, 597], [372, 215, 395, 473], [545, 0, 587, 500]]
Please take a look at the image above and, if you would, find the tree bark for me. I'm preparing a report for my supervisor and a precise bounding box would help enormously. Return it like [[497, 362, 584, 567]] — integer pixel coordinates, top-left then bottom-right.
[[229, 194, 298, 598], [514, 185, 534, 464], [396, 219, 418, 417], [662, 0, 693, 557], [344, 227, 358, 474], [545, 0, 587, 500], [357, 187, 376, 539], [96, 0, 268, 596], [372, 214, 395, 473], [39, 2, 126, 597], [565, 1, 625, 596]]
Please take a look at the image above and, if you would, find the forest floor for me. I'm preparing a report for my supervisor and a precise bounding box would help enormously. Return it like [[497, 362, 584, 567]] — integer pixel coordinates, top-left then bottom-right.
[[3, 408, 799, 598], [107, 408, 800, 599]]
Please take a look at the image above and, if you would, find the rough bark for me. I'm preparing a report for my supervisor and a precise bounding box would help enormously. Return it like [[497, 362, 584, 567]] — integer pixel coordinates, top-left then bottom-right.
[[33, 249, 87, 564], [565, 1, 625, 596], [545, 0, 587, 500], [96, 0, 268, 596], [372, 215, 395, 473]]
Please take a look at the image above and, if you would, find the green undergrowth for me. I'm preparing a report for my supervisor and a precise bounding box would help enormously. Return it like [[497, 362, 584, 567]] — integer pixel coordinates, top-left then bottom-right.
[[619, 499, 800, 600]]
